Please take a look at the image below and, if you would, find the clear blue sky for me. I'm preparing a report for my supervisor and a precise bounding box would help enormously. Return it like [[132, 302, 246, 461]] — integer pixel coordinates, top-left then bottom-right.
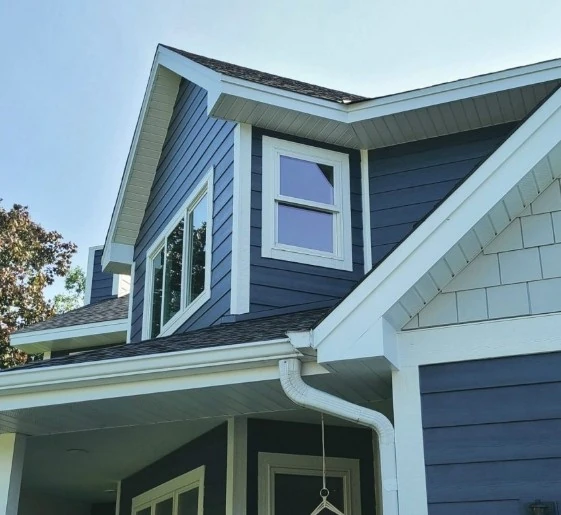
[[1, 0, 560, 295]]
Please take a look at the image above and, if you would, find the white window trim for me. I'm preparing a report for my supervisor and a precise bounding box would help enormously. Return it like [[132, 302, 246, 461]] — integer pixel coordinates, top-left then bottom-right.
[[258, 452, 361, 515], [131, 465, 205, 515], [142, 169, 214, 339], [261, 137, 353, 271]]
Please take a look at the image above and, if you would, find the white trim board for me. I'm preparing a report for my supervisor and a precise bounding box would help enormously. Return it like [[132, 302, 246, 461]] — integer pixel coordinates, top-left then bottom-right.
[[313, 83, 561, 363], [226, 417, 247, 515], [230, 123, 252, 315], [9, 318, 128, 354], [360, 149, 372, 273]]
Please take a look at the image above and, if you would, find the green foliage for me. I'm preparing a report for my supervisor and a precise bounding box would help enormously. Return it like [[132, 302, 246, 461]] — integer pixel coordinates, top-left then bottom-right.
[[53, 266, 86, 314], [0, 202, 76, 368]]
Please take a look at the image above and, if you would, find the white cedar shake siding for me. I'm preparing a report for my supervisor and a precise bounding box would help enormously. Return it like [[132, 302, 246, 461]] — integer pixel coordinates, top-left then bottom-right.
[[405, 179, 561, 328]]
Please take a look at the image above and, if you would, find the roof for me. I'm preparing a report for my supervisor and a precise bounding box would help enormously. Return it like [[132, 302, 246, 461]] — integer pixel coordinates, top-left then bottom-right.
[[9, 307, 329, 370], [14, 296, 129, 334], [162, 45, 368, 104]]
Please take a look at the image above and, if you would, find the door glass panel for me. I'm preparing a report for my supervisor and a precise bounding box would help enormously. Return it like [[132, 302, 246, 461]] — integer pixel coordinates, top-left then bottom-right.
[[277, 204, 334, 252], [163, 219, 184, 325], [155, 497, 173, 515], [136, 508, 151, 515], [177, 488, 199, 515], [187, 194, 208, 302], [280, 156, 334, 204], [275, 474, 344, 513], [150, 247, 165, 338]]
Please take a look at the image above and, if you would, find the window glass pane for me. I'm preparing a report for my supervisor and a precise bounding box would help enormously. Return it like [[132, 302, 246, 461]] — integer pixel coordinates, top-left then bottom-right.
[[155, 498, 173, 515], [177, 488, 199, 515], [280, 156, 334, 204], [136, 508, 151, 515], [274, 474, 344, 513], [278, 204, 333, 252], [150, 248, 165, 338], [163, 219, 184, 325], [188, 194, 208, 303]]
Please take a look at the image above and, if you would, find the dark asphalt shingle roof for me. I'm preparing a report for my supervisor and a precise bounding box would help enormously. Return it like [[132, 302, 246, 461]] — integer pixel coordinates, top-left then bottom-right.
[[15, 296, 129, 334], [162, 45, 368, 104], [9, 307, 330, 371]]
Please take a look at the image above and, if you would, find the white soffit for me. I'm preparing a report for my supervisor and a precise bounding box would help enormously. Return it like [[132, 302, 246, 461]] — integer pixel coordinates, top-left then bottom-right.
[[313, 84, 561, 363]]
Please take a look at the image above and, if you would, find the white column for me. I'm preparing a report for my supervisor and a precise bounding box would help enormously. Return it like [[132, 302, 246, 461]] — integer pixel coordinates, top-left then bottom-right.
[[0, 434, 26, 515]]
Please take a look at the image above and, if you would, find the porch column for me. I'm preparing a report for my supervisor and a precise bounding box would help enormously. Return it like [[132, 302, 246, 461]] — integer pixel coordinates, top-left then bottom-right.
[[0, 434, 26, 515]]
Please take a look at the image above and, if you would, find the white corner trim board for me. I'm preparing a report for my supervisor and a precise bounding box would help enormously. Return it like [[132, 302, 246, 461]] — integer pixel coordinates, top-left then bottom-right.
[[226, 417, 247, 515], [313, 83, 561, 358], [230, 123, 252, 315], [360, 149, 372, 273]]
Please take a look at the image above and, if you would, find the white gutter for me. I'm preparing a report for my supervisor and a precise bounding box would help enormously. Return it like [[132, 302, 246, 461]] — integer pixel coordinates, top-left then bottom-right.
[[279, 358, 398, 515]]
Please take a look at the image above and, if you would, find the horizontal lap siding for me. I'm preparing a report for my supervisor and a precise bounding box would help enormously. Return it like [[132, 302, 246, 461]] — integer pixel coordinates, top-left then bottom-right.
[[90, 249, 114, 304], [249, 129, 363, 312], [420, 352, 561, 512], [130, 80, 235, 342], [369, 123, 516, 265], [119, 424, 227, 515], [246, 419, 375, 515]]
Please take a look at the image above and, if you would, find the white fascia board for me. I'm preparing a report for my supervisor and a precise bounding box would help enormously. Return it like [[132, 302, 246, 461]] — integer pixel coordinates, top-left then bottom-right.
[[347, 58, 561, 121], [314, 86, 561, 363], [0, 339, 328, 411], [101, 243, 134, 274], [217, 76, 349, 122], [398, 311, 561, 367], [10, 319, 128, 353]]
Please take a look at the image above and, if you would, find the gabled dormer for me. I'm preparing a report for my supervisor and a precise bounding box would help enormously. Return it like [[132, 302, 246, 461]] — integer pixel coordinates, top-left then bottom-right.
[[101, 45, 561, 343]]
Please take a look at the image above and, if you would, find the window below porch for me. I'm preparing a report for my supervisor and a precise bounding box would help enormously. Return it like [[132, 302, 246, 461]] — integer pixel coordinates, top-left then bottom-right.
[[131, 466, 204, 515], [143, 170, 213, 339]]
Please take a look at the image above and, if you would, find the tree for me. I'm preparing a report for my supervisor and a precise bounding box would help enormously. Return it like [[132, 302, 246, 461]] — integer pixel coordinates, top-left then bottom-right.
[[0, 202, 76, 368], [53, 266, 86, 314]]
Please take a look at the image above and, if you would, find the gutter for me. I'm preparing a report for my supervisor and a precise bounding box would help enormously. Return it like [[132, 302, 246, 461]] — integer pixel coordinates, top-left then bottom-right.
[[279, 358, 398, 515]]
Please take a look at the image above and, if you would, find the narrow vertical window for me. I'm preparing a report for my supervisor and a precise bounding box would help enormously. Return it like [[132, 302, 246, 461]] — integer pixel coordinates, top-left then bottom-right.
[[144, 171, 213, 339]]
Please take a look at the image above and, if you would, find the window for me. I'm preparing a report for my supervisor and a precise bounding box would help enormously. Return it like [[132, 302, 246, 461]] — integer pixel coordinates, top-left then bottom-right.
[[143, 171, 213, 339], [132, 466, 204, 515], [262, 137, 353, 270], [258, 452, 362, 515]]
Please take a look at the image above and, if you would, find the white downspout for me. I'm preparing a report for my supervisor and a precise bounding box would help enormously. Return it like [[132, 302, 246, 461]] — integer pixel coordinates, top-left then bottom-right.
[[279, 358, 398, 515]]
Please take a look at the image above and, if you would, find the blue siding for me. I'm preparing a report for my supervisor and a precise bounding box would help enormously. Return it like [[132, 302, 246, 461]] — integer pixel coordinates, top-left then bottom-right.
[[130, 79, 236, 342], [246, 419, 375, 514], [90, 249, 114, 304], [119, 424, 227, 514], [420, 352, 561, 513], [369, 123, 516, 265], [249, 129, 364, 313]]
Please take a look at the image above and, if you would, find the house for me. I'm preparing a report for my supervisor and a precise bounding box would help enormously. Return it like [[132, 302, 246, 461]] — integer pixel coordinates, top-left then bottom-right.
[[3, 45, 561, 515]]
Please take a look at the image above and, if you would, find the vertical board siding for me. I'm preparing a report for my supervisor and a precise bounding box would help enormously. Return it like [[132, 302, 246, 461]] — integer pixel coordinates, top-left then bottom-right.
[[130, 79, 236, 342], [246, 419, 375, 515], [249, 129, 364, 313], [420, 352, 561, 513], [90, 249, 114, 304], [119, 424, 227, 515], [369, 123, 516, 265]]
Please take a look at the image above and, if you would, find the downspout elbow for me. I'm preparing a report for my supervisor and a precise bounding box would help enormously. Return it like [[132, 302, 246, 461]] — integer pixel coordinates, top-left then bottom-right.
[[279, 358, 399, 515]]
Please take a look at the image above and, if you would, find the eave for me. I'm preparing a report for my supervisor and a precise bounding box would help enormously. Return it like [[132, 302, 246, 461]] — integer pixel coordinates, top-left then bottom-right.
[[103, 45, 561, 273]]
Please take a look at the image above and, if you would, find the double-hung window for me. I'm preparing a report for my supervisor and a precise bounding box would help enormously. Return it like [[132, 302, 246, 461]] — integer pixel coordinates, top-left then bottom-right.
[[132, 466, 204, 515], [262, 137, 352, 271], [143, 171, 213, 339]]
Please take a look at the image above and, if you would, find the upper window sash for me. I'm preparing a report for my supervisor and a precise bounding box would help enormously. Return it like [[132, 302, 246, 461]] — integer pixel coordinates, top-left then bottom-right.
[[142, 170, 214, 340], [262, 137, 353, 271]]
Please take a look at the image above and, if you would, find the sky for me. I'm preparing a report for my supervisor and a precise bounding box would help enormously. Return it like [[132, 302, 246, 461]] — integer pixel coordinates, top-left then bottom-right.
[[1, 0, 561, 296]]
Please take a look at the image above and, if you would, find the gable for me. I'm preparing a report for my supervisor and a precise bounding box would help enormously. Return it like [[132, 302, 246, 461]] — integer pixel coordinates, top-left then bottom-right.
[[405, 179, 561, 328]]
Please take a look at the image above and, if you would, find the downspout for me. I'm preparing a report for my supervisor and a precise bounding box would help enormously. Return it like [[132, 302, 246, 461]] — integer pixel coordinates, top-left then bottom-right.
[[279, 358, 398, 515]]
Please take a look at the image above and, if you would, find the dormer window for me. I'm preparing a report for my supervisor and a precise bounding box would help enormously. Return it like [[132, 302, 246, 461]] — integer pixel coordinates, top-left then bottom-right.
[[143, 170, 213, 339], [262, 137, 352, 270]]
